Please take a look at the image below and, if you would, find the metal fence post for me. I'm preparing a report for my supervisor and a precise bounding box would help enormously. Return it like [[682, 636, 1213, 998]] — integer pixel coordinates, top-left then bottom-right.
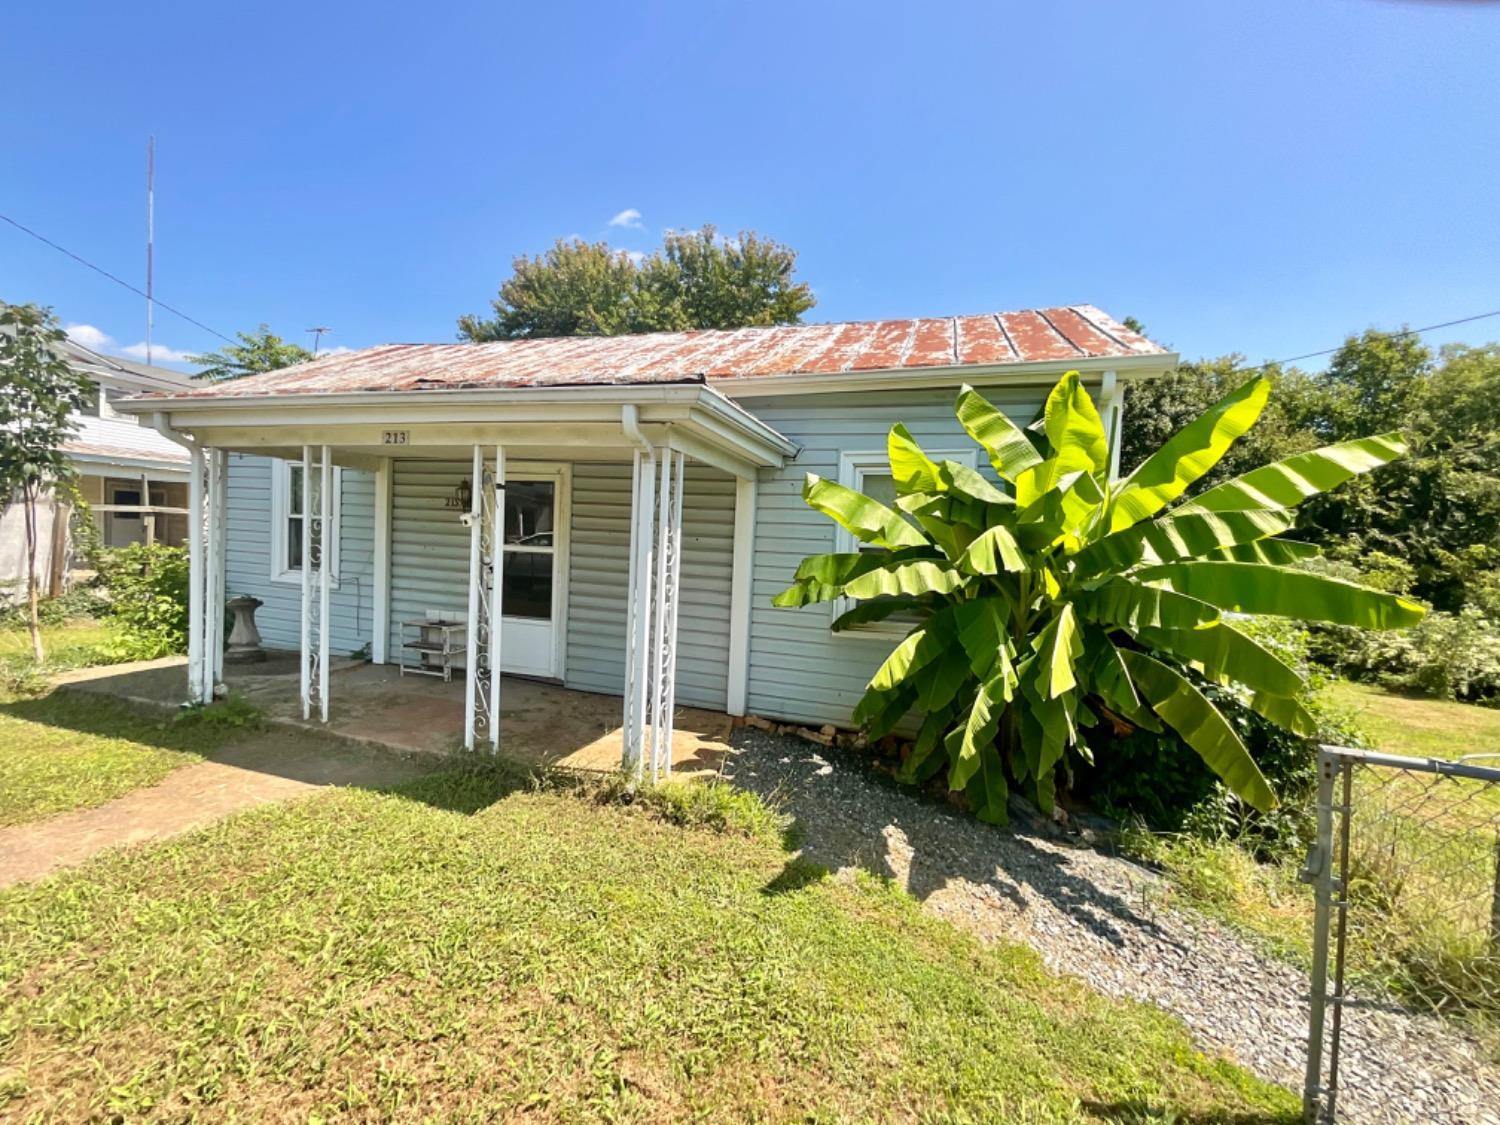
[[1303, 746, 1339, 1122]]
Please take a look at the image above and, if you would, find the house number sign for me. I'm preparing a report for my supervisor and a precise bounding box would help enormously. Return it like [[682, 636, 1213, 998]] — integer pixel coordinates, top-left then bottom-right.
[[382, 430, 409, 445]]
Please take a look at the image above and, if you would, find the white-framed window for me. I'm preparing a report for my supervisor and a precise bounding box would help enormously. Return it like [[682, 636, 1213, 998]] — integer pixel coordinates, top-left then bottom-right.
[[270, 458, 341, 586], [833, 446, 979, 638]]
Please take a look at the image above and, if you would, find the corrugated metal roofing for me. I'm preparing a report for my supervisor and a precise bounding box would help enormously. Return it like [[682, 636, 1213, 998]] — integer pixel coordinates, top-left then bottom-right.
[[140, 305, 1165, 400]]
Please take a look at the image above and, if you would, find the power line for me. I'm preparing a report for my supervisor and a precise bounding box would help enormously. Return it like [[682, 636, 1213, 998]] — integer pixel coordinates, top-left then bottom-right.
[[0, 211, 236, 346], [1240, 308, 1500, 376]]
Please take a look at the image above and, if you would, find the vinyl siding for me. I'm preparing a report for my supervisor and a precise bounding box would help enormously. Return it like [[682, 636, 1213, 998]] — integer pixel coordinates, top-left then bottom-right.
[[743, 388, 1046, 729], [223, 453, 376, 656], [565, 461, 735, 711], [387, 460, 473, 658]]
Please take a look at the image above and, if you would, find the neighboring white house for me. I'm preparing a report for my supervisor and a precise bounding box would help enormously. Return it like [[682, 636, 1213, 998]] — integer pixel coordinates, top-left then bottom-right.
[[0, 340, 195, 600], [116, 305, 1175, 773]]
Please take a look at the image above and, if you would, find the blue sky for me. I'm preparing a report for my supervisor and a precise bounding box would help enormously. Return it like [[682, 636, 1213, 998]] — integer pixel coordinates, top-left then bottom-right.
[[3, 0, 1496, 371]]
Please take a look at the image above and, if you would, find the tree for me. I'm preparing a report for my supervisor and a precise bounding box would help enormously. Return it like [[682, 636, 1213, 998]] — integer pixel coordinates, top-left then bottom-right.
[[0, 302, 93, 661], [458, 225, 815, 341], [774, 372, 1419, 823], [188, 326, 314, 382]]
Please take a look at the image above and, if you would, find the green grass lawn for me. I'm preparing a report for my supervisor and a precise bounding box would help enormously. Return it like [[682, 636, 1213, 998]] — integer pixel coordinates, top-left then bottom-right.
[[1327, 680, 1500, 766], [0, 617, 124, 677], [0, 767, 1298, 1123], [0, 690, 234, 827]]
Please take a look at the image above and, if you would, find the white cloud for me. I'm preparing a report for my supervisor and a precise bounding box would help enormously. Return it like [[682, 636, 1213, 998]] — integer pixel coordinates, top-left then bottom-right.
[[66, 323, 197, 366], [64, 323, 113, 351], [607, 208, 643, 230], [120, 340, 198, 363], [315, 345, 354, 358], [620, 249, 646, 265]]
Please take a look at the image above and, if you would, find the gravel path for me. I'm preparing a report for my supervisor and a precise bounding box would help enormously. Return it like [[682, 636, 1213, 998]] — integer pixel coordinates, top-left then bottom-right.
[[725, 730, 1500, 1125]]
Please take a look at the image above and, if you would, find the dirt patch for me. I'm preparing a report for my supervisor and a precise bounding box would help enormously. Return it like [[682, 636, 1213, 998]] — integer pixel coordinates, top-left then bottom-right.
[[0, 729, 432, 887]]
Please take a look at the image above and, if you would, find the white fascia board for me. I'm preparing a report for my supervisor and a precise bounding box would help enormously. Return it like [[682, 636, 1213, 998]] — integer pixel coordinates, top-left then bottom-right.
[[118, 383, 796, 469], [69, 453, 192, 480], [711, 352, 1178, 398]]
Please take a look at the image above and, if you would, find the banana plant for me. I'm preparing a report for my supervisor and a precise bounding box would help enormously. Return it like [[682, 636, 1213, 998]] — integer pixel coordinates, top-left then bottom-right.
[[773, 371, 1423, 824]]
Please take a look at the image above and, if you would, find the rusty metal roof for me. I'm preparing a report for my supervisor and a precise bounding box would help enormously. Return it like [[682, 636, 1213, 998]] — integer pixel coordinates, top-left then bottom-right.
[[142, 305, 1165, 400]]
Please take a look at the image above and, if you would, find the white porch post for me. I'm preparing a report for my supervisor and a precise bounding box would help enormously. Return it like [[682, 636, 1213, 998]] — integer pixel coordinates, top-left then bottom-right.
[[464, 444, 484, 750], [206, 448, 227, 693], [659, 448, 685, 776], [488, 444, 505, 752], [650, 447, 672, 780], [622, 451, 641, 766], [299, 447, 311, 719], [318, 448, 331, 723], [299, 445, 331, 722], [186, 442, 205, 704], [623, 444, 657, 776], [726, 475, 756, 717]]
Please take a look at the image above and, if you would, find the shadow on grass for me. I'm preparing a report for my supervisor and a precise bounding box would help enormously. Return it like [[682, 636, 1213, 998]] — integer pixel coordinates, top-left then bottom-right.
[[1082, 1102, 1298, 1125], [761, 857, 829, 896]]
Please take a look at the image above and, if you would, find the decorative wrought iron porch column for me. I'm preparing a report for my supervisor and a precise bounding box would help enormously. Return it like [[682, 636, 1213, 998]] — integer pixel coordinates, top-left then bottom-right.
[[299, 444, 331, 722], [464, 443, 506, 752]]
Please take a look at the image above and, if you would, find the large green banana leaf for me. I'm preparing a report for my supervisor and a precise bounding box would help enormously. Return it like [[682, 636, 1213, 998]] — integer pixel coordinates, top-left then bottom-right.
[[868, 620, 949, 692], [1072, 508, 1295, 575], [1079, 577, 1220, 631], [948, 668, 1013, 790], [1204, 538, 1321, 565], [1108, 377, 1270, 532], [960, 525, 1025, 575], [887, 424, 942, 495], [830, 596, 928, 631], [1032, 603, 1082, 699], [1133, 560, 1426, 629], [842, 560, 966, 600], [1181, 432, 1407, 513], [955, 384, 1043, 481], [1121, 649, 1276, 812], [803, 475, 930, 549], [1135, 622, 1305, 698], [771, 548, 934, 607]]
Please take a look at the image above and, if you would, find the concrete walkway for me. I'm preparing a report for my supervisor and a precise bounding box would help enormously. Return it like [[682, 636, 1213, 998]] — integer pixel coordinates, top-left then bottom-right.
[[0, 731, 431, 888]]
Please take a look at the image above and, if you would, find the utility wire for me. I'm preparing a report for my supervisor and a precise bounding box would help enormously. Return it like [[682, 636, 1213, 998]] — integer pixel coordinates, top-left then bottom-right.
[[1240, 308, 1500, 376], [1, 211, 236, 345]]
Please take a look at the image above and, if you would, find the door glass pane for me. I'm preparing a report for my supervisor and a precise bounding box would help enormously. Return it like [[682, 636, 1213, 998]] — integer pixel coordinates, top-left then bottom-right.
[[502, 550, 553, 619], [505, 481, 554, 547]]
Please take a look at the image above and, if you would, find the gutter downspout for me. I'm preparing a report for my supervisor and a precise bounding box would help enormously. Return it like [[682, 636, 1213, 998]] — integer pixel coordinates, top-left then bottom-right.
[[621, 406, 655, 777]]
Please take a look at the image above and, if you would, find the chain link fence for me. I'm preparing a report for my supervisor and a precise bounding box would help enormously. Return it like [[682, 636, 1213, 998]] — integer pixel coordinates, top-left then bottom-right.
[[1303, 745, 1500, 1122]]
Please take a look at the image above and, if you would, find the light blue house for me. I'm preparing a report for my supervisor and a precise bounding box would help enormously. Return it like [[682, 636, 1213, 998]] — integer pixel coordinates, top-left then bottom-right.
[[118, 306, 1172, 773]]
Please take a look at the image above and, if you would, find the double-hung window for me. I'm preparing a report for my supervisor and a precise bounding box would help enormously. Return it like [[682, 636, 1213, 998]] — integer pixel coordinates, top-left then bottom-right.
[[270, 458, 341, 585], [833, 447, 979, 637]]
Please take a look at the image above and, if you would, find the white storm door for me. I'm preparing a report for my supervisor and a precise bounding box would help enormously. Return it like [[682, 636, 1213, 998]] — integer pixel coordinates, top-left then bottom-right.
[[499, 469, 567, 678]]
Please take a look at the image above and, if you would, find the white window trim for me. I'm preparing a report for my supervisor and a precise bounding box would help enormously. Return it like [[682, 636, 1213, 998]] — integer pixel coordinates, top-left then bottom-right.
[[269, 457, 342, 587], [833, 446, 979, 639]]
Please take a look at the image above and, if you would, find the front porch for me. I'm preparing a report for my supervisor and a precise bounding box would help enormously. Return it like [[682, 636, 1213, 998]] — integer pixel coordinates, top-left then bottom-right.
[[122, 380, 796, 781], [63, 655, 735, 776]]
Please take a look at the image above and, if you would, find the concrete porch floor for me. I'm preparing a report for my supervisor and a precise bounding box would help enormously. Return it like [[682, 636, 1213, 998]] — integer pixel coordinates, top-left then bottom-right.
[[61, 654, 733, 776]]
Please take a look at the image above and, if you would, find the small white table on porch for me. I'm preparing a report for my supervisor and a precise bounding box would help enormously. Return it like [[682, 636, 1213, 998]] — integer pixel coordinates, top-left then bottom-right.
[[398, 618, 467, 682]]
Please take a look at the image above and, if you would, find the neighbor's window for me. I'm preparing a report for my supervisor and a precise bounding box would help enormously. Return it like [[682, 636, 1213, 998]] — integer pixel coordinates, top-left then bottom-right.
[[271, 458, 340, 584], [834, 447, 978, 636]]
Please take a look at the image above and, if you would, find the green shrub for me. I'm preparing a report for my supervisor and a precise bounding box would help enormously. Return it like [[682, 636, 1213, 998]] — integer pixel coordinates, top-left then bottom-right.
[[93, 543, 190, 660], [1317, 608, 1500, 704], [1080, 618, 1364, 858]]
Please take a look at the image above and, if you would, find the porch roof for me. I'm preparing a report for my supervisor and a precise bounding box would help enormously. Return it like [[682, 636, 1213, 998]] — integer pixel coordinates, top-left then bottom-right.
[[121, 305, 1172, 404], [117, 381, 800, 477]]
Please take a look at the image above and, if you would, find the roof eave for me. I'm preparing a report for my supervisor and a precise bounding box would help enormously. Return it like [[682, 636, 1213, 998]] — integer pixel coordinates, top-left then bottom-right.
[[710, 351, 1178, 397]]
